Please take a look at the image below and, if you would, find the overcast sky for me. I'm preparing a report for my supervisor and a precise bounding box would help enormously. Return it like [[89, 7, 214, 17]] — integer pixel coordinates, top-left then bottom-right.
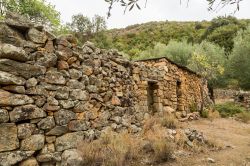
[[47, 0, 250, 29]]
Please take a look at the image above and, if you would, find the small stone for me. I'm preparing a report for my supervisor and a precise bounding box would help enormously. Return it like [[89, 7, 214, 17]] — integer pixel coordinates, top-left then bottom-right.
[[0, 109, 9, 123], [55, 131, 85, 151], [66, 79, 85, 89], [68, 120, 90, 131], [27, 28, 48, 44], [46, 126, 68, 136], [73, 101, 93, 113], [17, 123, 36, 139], [55, 87, 69, 100], [57, 60, 69, 70], [67, 56, 77, 65], [45, 136, 56, 143], [207, 157, 216, 163], [19, 157, 39, 166], [82, 65, 93, 76], [61, 149, 83, 166], [86, 85, 98, 93], [43, 103, 60, 112], [70, 89, 89, 101], [37, 116, 56, 130], [10, 104, 46, 122], [0, 123, 19, 152], [45, 71, 66, 85], [21, 134, 45, 151], [36, 53, 57, 67], [54, 110, 76, 126], [36, 152, 61, 163], [69, 69, 82, 80], [59, 100, 75, 109], [111, 96, 121, 106]]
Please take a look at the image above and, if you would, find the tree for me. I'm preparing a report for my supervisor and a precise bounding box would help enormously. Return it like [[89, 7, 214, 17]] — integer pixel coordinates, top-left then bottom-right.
[[67, 14, 107, 44], [0, 0, 60, 27], [229, 26, 250, 90], [104, 0, 243, 17]]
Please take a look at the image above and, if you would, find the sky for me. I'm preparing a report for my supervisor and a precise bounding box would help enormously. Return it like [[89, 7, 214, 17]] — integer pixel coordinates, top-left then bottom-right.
[[47, 0, 250, 29]]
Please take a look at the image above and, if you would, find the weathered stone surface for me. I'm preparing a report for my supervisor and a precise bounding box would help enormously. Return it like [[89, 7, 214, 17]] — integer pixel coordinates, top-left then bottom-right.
[[0, 89, 34, 106], [57, 60, 69, 70], [69, 69, 82, 80], [19, 157, 39, 166], [70, 89, 89, 101], [27, 28, 47, 44], [0, 109, 9, 123], [59, 100, 75, 109], [68, 120, 90, 131], [66, 79, 85, 89], [73, 101, 93, 113], [0, 59, 46, 79], [55, 87, 69, 100], [0, 150, 34, 166], [46, 126, 68, 136], [45, 71, 66, 85], [61, 149, 83, 166], [37, 152, 61, 163], [2, 85, 25, 94], [36, 53, 57, 67], [82, 65, 93, 76], [0, 123, 19, 152], [0, 44, 30, 62], [10, 104, 46, 122], [55, 131, 85, 151], [26, 78, 38, 88], [0, 71, 25, 85], [20, 134, 45, 151], [17, 123, 36, 139], [37, 116, 56, 130], [5, 12, 33, 30], [54, 110, 76, 126]]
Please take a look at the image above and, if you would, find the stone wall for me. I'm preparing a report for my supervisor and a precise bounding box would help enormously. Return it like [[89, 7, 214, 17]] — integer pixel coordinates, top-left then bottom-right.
[[0, 13, 210, 165]]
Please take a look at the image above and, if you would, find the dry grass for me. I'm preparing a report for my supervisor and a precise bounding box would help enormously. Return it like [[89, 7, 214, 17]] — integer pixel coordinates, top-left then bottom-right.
[[237, 111, 250, 123], [78, 130, 142, 166]]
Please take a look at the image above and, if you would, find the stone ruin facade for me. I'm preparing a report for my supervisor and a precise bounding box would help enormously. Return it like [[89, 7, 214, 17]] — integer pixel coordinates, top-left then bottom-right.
[[0, 13, 210, 165]]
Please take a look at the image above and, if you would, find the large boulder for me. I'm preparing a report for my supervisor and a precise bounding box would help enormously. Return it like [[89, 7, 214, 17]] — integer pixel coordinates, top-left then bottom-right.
[[0, 59, 46, 79], [0, 71, 26, 85], [5, 12, 33, 31], [0, 123, 19, 152], [0, 44, 30, 62], [0, 151, 35, 166], [10, 104, 46, 122], [0, 89, 34, 106], [55, 132, 85, 152]]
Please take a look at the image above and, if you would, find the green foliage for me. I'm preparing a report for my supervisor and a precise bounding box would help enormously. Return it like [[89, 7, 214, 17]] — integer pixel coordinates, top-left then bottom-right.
[[0, 0, 60, 27], [201, 109, 209, 118], [188, 41, 226, 84], [215, 102, 245, 118], [229, 26, 250, 89]]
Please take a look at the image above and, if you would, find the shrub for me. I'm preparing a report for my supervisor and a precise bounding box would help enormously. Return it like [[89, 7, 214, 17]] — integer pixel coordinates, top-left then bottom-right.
[[214, 102, 245, 118], [201, 109, 209, 118], [237, 111, 250, 123]]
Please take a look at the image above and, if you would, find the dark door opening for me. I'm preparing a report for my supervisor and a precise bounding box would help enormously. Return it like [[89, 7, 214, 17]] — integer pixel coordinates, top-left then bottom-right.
[[176, 80, 182, 111], [147, 81, 158, 113]]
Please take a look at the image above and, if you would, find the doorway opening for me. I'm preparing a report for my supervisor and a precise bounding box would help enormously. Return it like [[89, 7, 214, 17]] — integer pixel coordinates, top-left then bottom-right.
[[147, 81, 158, 113]]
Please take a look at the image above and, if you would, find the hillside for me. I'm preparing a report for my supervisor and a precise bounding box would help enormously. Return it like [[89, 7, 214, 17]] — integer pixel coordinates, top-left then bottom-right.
[[92, 17, 250, 58]]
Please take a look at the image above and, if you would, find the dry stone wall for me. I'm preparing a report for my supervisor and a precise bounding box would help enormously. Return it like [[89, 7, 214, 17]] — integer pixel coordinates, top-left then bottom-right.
[[0, 13, 210, 165]]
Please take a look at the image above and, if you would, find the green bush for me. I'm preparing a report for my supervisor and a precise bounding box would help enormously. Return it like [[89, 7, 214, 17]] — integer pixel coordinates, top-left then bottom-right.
[[201, 109, 209, 118], [214, 102, 245, 118]]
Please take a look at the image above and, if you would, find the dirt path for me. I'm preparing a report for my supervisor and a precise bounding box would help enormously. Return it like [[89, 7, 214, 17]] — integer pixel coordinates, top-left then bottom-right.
[[169, 118, 250, 166]]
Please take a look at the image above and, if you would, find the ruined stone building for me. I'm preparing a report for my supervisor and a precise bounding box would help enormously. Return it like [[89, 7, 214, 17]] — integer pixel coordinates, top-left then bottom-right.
[[0, 13, 210, 165]]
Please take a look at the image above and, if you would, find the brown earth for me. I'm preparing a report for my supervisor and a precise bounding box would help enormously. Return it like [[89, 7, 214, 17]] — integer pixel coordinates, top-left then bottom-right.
[[169, 118, 250, 166]]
